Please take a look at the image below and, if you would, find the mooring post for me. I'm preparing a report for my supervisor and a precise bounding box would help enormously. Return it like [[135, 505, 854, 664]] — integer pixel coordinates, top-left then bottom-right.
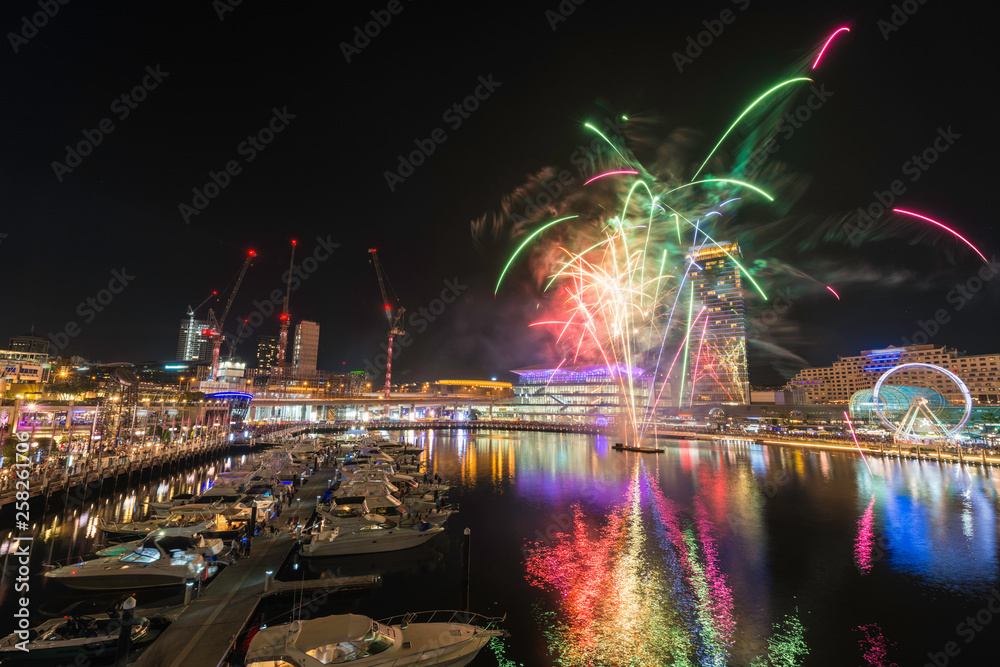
[[460, 527, 471, 612], [114, 595, 136, 667]]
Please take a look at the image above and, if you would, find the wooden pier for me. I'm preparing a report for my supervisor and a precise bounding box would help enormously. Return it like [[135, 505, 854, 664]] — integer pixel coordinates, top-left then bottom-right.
[[133, 467, 339, 667]]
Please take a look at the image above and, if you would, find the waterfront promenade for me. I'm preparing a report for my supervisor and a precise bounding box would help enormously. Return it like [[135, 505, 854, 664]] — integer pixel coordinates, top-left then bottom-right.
[[0, 435, 235, 508]]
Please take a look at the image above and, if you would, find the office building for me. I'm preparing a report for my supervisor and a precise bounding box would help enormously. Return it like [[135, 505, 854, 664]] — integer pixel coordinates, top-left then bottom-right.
[[1, 348, 49, 384], [256, 335, 281, 370], [292, 321, 320, 373], [685, 241, 749, 406], [176, 317, 212, 362], [8, 330, 50, 355]]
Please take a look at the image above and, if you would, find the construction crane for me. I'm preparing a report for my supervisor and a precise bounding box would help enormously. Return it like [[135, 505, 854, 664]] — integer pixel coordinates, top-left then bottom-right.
[[186, 290, 218, 319], [205, 250, 256, 381], [274, 239, 297, 375], [368, 248, 405, 399]]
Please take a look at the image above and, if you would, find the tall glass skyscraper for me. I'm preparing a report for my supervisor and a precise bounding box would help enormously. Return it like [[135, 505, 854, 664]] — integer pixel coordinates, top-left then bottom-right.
[[176, 317, 212, 361], [684, 241, 749, 406]]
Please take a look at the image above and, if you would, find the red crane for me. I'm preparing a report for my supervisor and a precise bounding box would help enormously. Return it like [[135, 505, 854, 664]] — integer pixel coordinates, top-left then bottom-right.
[[274, 239, 297, 374], [204, 250, 256, 381], [368, 248, 405, 399]]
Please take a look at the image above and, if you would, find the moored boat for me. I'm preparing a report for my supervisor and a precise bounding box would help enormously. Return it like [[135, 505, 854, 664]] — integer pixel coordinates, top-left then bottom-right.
[[242, 611, 505, 667], [303, 516, 444, 557]]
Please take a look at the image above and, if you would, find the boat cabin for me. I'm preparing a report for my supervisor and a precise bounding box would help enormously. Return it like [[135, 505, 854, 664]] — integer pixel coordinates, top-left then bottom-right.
[[246, 615, 395, 666]]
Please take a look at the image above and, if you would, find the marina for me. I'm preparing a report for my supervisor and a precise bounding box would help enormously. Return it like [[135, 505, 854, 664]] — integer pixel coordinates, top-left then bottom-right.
[[0, 431, 501, 666], [2, 428, 999, 665]]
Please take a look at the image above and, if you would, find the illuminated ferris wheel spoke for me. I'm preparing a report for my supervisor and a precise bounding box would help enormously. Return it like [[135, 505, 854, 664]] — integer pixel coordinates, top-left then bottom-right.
[[871, 363, 973, 445]]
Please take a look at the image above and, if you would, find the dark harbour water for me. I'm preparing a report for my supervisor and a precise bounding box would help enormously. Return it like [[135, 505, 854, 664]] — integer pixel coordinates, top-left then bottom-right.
[[5, 431, 1000, 666]]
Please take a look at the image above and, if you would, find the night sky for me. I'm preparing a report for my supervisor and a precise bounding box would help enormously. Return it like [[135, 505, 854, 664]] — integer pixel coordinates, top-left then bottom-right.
[[1, 1, 995, 386]]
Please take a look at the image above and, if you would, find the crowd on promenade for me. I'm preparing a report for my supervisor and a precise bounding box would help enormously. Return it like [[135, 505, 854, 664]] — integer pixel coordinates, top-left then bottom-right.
[[0, 432, 234, 497]]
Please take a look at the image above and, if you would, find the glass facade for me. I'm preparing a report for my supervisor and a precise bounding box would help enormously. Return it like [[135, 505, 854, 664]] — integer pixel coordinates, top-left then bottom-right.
[[176, 317, 212, 362], [510, 364, 651, 425], [685, 241, 749, 406]]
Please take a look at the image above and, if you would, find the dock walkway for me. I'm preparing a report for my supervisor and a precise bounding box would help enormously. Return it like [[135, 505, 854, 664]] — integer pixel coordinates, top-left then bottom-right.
[[134, 465, 339, 667]]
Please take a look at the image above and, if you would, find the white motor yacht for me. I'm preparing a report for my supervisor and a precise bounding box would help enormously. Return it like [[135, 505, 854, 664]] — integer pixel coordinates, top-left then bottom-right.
[[334, 480, 399, 499], [243, 611, 505, 667], [325, 494, 453, 528], [303, 516, 444, 557], [147, 492, 196, 514], [45, 535, 208, 590], [0, 612, 155, 660], [97, 520, 222, 558]]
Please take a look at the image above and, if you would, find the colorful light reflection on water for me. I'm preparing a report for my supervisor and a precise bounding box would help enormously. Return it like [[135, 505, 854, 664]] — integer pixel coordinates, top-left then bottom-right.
[[404, 431, 1000, 666], [524, 461, 741, 666]]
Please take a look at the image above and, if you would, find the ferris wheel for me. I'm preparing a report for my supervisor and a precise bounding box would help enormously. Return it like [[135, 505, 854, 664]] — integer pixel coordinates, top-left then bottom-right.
[[872, 363, 973, 444]]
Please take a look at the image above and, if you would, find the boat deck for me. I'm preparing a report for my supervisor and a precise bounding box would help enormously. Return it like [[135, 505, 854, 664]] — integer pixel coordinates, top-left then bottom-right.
[[133, 468, 338, 667]]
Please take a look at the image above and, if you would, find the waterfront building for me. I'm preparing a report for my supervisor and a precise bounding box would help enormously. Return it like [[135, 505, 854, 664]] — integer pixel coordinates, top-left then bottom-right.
[[787, 344, 1000, 405], [510, 363, 650, 425], [7, 330, 50, 354], [1, 348, 50, 384], [399, 379, 514, 399], [292, 321, 320, 373], [685, 241, 750, 406], [176, 317, 213, 362]]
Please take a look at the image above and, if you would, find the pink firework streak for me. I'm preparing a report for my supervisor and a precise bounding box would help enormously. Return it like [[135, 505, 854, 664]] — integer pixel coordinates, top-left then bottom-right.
[[893, 208, 989, 263], [844, 411, 873, 477], [855, 494, 877, 575], [583, 170, 639, 186], [812, 27, 850, 69], [826, 285, 840, 300]]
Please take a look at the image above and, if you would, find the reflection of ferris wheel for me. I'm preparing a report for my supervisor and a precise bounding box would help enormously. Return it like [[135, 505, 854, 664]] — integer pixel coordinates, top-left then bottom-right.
[[872, 363, 972, 443]]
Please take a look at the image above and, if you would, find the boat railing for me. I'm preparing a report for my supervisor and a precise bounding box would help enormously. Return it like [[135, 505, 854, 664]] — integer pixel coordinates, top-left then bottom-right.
[[377, 609, 506, 631]]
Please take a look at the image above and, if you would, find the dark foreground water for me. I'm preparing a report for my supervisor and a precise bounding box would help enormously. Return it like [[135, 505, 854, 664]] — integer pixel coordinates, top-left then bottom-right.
[[6, 432, 1000, 666]]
